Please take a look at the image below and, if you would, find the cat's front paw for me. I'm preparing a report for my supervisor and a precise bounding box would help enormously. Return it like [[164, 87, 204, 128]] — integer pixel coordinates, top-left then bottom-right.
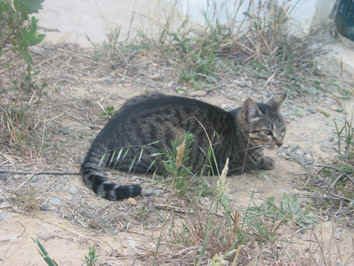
[[261, 156, 274, 170]]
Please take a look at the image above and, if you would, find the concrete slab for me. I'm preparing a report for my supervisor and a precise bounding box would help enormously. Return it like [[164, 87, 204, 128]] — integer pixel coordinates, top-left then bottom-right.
[[316, 34, 354, 86], [37, 0, 181, 47]]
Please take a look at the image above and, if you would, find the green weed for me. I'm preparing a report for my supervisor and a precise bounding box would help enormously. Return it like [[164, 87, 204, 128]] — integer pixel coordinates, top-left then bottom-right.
[[1, 0, 48, 155], [334, 115, 354, 160], [162, 131, 214, 198], [84, 246, 99, 266], [33, 239, 58, 266], [166, 192, 316, 265], [308, 115, 354, 225], [34, 240, 99, 266], [101, 105, 115, 119], [163, 132, 194, 179], [242, 193, 317, 240], [0, 0, 45, 96]]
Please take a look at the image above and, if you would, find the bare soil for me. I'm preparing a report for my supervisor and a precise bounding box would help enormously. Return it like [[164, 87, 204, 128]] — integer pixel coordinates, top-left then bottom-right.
[[0, 42, 353, 265]]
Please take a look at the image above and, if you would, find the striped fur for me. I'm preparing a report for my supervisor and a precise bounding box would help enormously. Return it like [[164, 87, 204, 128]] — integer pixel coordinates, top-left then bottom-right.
[[81, 93, 286, 200]]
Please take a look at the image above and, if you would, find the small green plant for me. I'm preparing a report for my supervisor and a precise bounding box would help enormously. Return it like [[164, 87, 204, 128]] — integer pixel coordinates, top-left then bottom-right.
[[0, 0, 45, 95], [163, 132, 195, 196], [165, 18, 227, 84], [0, 0, 47, 154], [164, 132, 194, 178], [171, 208, 240, 265], [167, 192, 317, 265], [102, 105, 115, 119], [91, 27, 121, 62], [161, 132, 213, 197], [334, 115, 354, 160], [84, 246, 98, 266], [307, 115, 354, 226], [242, 193, 317, 242], [34, 240, 99, 266], [33, 239, 58, 266]]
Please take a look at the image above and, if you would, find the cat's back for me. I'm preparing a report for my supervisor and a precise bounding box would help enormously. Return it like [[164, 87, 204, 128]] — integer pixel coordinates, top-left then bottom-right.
[[113, 93, 232, 123]]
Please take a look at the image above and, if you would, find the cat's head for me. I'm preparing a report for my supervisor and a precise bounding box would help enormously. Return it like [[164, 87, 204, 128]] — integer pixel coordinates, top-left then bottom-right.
[[239, 94, 286, 149]]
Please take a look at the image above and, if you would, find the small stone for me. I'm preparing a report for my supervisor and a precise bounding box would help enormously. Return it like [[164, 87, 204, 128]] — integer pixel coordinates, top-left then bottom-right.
[[305, 87, 317, 94], [0, 214, 6, 222], [127, 198, 137, 205], [37, 231, 55, 241], [48, 198, 61, 206], [0, 211, 12, 222], [0, 202, 11, 208], [150, 73, 161, 80], [221, 104, 234, 111], [40, 203, 50, 211], [0, 173, 8, 181], [141, 188, 163, 197], [69, 185, 78, 194], [189, 90, 208, 97]]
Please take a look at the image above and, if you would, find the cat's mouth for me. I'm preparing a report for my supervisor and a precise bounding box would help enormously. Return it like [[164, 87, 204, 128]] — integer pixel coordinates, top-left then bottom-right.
[[265, 141, 283, 150]]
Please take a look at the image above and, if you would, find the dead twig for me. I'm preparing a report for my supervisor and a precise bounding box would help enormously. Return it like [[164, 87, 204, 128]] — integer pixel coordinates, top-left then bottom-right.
[[330, 173, 348, 189], [315, 164, 353, 174], [327, 191, 353, 203], [0, 169, 80, 176]]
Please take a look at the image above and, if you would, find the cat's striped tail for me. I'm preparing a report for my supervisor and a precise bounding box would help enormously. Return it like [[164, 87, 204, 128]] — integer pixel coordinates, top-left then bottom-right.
[[80, 144, 142, 201]]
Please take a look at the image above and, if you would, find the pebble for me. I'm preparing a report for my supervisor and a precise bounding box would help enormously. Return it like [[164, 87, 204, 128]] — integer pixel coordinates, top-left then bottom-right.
[[188, 90, 208, 97], [141, 188, 164, 197], [221, 104, 234, 111], [48, 198, 61, 206], [40, 203, 50, 211], [37, 231, 56, 241], [0, 173, 8, 181], [307, 108, 317, 114], [278, 145, 314, 166], [0, 211, 12, 222], [69, 185, 78, 194]]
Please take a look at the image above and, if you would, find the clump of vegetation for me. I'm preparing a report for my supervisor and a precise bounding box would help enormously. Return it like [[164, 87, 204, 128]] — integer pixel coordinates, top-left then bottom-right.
[[309, 115, 353, 225], [0, 0, 46, 153], [149, 191, 317, 265], [84, 246, 99, 266], [334, 116, 354, 161], [94, 0, 323, 95], [162, 131, 214, 198], [34, 239, 99, 266], [33, 239, 58, 266], [0, 0, 45, 96]]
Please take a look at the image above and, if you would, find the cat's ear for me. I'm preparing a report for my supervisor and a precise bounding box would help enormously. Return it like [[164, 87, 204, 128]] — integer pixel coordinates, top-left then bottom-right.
[[242, 98, 263, 123], [266, 93, 286, 111]]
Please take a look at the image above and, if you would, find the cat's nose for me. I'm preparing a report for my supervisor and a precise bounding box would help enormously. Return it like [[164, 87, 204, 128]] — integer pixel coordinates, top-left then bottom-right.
[[276, 141, 283, 147]]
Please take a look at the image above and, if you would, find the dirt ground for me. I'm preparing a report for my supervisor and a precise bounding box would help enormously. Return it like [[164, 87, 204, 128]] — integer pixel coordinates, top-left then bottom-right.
[[0, 40, 354, 265]]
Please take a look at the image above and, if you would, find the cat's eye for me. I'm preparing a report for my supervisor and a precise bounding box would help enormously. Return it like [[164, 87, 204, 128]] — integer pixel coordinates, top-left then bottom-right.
[[264, 130, 273, 136]]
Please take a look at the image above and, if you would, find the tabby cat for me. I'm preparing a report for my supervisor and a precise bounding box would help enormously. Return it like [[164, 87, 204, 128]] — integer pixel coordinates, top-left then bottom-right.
[[81, 93, 286, 200]]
